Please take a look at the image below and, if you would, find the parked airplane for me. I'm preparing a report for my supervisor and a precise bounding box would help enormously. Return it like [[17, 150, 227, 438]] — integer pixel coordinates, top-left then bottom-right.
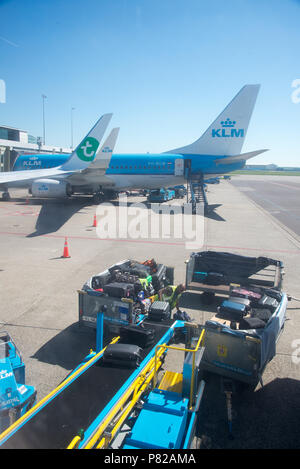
[[1, 85, 267, 202]]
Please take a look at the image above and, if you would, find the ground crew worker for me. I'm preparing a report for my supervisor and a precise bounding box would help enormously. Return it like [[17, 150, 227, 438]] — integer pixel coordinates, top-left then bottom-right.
[[159, 284, 185, 310]]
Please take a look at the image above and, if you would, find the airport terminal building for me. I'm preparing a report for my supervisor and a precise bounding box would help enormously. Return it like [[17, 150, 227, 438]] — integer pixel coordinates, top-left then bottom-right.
[[0, 125, 71, 171]]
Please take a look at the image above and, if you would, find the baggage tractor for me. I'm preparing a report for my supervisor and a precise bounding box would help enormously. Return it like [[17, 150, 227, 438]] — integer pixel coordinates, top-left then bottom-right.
[[119, 325, 155, 348], [103, 343, 143, 368], [228, 296, 251, 311], [218, 300, 247, 321], [255, 294, 278, 312], [148, 301, 171, 321], [103, 282, 135, 299], [230, 287, 262, 303]]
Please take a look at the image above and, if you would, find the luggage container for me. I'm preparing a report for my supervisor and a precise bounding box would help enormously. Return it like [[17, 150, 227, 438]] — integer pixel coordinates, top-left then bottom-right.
[[200, 292, 288, 387], [78, 259, 174, 334], [185, 251, 284, 298]]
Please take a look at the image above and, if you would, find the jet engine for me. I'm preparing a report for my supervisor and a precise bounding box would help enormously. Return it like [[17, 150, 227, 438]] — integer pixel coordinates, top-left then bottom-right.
[[31, 179, 72, 198]]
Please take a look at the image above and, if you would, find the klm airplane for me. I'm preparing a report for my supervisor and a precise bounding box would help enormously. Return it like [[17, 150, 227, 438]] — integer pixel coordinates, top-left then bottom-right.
[[1, 85, 267, 202]]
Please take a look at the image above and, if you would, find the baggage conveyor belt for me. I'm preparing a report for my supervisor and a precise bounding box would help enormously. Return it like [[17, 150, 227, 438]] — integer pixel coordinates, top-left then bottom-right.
[[0, 320, 176, 449]]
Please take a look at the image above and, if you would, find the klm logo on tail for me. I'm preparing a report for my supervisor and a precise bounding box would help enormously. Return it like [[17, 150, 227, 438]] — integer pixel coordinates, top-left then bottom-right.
[[212, 118, 244, 138]]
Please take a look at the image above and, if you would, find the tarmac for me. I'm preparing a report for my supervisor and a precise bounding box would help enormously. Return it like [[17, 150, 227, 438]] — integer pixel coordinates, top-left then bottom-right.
[[0, 175, 299, 449]]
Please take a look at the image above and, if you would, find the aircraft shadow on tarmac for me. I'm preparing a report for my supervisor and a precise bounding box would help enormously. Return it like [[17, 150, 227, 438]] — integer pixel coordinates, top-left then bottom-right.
[[101, 200, 226, 221], [24, 197, 93, 238], [197, 375, 300, 449], [15, 196, 225, 238], [31, 322, 97, 370]]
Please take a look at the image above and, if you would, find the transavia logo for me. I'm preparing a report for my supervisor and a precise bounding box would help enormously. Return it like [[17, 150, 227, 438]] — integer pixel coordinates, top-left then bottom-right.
[[77, 137, 99, 162], [212, 118, 244, 138]]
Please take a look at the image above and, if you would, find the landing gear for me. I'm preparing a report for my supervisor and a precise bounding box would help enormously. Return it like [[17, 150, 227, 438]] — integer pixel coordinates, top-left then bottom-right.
[[93, 192, 105, 204], [2, 191, 10, 201]]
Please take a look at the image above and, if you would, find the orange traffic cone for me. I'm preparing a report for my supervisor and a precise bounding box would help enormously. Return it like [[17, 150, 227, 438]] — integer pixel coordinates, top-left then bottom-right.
[[61, 237, 71, 258], [93, 214, 97, 227]]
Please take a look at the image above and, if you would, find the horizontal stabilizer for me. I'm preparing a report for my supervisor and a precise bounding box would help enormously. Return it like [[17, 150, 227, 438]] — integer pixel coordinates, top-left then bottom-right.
[[215, 149, 268, 165]]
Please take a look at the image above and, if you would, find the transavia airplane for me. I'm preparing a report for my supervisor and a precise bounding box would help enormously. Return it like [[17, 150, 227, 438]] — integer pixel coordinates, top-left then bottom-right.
[[0, 85, 267, 203]]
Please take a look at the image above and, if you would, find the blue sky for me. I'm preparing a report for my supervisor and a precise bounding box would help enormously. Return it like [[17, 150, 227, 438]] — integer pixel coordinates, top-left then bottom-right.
[[0, 0, 300, 165]]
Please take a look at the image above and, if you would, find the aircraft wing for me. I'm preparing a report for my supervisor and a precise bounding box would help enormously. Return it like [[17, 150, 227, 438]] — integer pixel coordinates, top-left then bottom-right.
[[215, 149, 268, 165], [0, 167, 72, 186]]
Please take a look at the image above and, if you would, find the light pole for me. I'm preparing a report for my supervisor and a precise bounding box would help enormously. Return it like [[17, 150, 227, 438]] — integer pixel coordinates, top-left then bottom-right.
[[42, 94, 47, 145], [71, 107, 75, 150]]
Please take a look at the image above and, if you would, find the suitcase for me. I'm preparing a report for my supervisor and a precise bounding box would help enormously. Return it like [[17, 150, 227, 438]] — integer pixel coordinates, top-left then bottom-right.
[[103, 343, 143, 368], [205, 272, 225, 285], [193, 271, 208, 283], [103, 282, 135, 299], [151, 264, 168, 290], [239, 317, 266, 330], [228, 296, 251, 311], [230, 287, 262, 303], [143, 259, 158, 273], [119, 325, 155, 348], [91, 271, 111, 290], [129, 262, 151, 278], [255, 294, 278, 312], [218, 300, 247, 321], [148, 301, 171, 321], [264, 289, 282, 302], [251, 308, 272, 323], [114, 271, 141, 285]]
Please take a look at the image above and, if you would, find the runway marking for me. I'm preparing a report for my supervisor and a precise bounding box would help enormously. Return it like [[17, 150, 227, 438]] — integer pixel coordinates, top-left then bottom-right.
[[0, 206, 39, 217], [269, 182, 300, 191], [0, 231, 299, 254]]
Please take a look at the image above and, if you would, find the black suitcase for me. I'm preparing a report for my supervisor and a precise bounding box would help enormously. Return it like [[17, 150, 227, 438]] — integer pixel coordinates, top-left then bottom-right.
[[218, 300, 247, 321], [103, 343, 143, 368], [103, 282, 135, 299], [264, 289, 282, 302], [122, 261, 151, 279], [239, 317, 266, 330], [228, 296, 251, 311], [251, 308, 272, 323], [91, 271, 111, 290], [205, 272, 225, 285], [148, 301, 171, 321], [120, 324, 155, 348], [114, 271, 140, 284], [151, 264, 168, 290], [256, 294, 278, 312]]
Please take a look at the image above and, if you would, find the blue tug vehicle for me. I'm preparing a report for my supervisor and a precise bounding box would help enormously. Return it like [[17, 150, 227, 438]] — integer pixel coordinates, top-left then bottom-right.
[[0, 332, 36, 433]]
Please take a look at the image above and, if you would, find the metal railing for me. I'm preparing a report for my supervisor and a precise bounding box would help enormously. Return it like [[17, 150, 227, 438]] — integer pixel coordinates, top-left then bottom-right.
[[153, 328, 205, 409]]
